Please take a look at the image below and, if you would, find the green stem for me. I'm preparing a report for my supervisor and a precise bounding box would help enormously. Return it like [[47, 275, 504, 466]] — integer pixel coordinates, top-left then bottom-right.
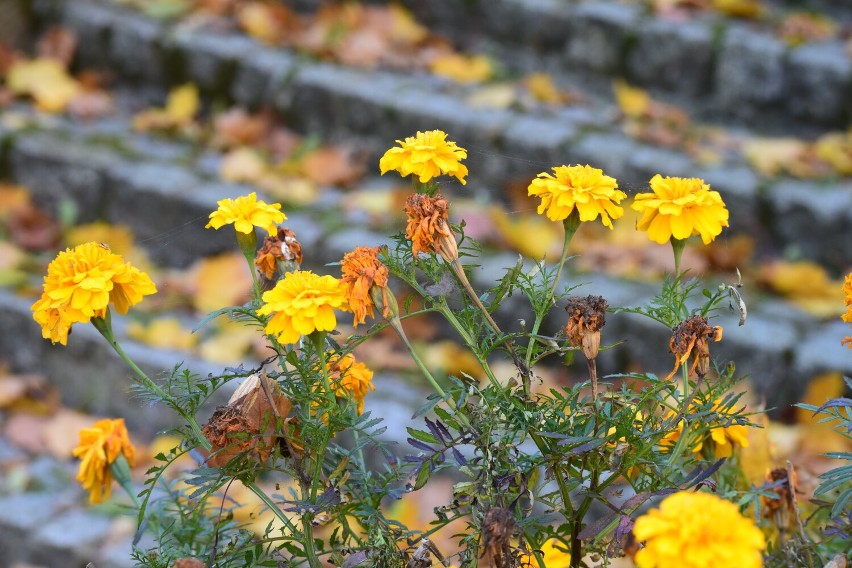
[[671, 237, 686, 277], [310, 333, 334, 501], [665, 362, 693, 468], [524, 213, 579, 386], [236, 229, 262, 302], [389, 318, 446, 399], [92, 314, 211, 451], [244, 480, 298, 534]]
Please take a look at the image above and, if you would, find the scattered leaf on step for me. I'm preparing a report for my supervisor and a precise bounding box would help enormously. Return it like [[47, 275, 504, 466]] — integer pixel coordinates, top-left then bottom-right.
[[220, 146, 269, 183], [127, 317, 198, 351], [188, 252, 253, 313], [757, 261, 844, 318], [430, 53, 493, 84], [6, 58, 81, 113]]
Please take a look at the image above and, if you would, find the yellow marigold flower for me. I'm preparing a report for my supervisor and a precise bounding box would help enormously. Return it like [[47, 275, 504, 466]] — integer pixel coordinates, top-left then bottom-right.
[[340, 246, 391, 327], [72, 418, 136, 504], [328, 352, 375, 415], [633, 491, 765, 568], [521, 538, 571, 565], [632, 175, 729, 245], [660, 399, 750, 459], [842, 272, 852, 348], [31, 242, 157, 345], [527, 164, 626, 228], [257, 270, 348, 344], [205, 192, 286, 235], [379, 130, 468, 185]]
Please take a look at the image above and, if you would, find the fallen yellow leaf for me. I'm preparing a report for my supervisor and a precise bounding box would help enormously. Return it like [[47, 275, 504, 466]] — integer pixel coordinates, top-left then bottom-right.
[[127, 317, 198, 351], [6, 58, 80, 113], [189, 252, 253, 313], [757, 260, 845, 318], [219, 146, 269, 183], [714, 0, 763, 18], [613, 79, 649, 118], [165, 83, 199, 123], [490, 205, 562, 261], [430, 52, 492, 84]]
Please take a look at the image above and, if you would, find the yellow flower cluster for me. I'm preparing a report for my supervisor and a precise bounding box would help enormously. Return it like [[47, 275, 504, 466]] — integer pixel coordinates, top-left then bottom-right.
[[633, 491, 765, 568], [522, 538, 571, 566], [527, 164, 626, 228], [257, 270, 349, 344], [632, 175, 730, 244], [72, 418, 136, 504], [205, 191, 286, 235], [379, 130, 468, 185], [31, 242, 157, 345]]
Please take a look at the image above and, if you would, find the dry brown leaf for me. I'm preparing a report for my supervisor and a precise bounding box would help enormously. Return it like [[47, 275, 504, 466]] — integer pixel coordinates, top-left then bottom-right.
[[36, 26, 77, 67], [219, 146, 269, 183], [189, 252, 253, 313], [0, 373, 60, 414], [6, 204, 61, 251], [0, 184, 31, 219], [6, 57, 81, 113], [300, 146, 366, 187], [212, 107, 271, 149], [43, 408, 102, 458], [430, 52, 492, 84], [237, 2, 297, 44], [4, 412, 49, 453], [127, 317, 198, 351], [66, 89, 113, 119], [778, 12, 837, 46]]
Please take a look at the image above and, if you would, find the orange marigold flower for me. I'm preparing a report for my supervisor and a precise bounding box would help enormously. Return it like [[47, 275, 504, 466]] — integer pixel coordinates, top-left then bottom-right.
[[257, 270, 348, 344], [255, 227, 302, 280], [31, 242, 157, 345], [633, 491, 765, 568], [842, 271, 852, 348], [379, 130, 468, 185], [205, 192, 286, 235], [340, 246, 391, 327], [632, 175, 729, 245], [527, 164, 626, 227], [404, 193, 458, 260], [327, 352, 375, 415], [667, 315, 723, 379], [72, 418, 136, 504]]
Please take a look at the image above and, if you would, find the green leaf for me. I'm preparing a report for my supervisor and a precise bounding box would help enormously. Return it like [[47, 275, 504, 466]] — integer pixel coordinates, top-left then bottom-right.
[[407, 427, 439, 445]]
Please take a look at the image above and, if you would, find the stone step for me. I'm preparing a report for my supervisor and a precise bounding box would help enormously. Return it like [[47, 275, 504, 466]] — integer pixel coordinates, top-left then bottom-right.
[[36, 0, 851, 135]]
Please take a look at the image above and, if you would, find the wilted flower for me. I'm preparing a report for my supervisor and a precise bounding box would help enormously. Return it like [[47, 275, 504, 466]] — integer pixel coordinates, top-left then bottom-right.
[[327, 352, 375, 415], [661, 399, 750, 459], [761, 467, 798, 531], [528, 164, 626, 227], [257, 270, 348, 344], [842, 271, 852, 348], [72, 418, 136, 504], [31, 242, 157, 345], [481, 507, 518, 567], [404, 193, 458, 261], [255, 227, 302, 280], [667, 315, 723, 379], [205, 192, 286, 235], [379, 130, 468, 185], [340, 246, 391, 327], [564, 295, 608, 360], [632, 175, 729, 245], [633, 491, 765, 568]]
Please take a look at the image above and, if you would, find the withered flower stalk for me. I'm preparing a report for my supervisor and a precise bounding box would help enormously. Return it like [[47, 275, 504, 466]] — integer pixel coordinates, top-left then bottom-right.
[[564, 295, 608, 401]]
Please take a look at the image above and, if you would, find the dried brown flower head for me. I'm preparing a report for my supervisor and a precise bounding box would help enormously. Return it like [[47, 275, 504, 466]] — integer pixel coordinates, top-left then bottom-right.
[[254, 227, 302, 280], [202, 373, 293, 467], [761, 467, 798, 531], [173, 558, 207, 568], [340, 246, 391, 327], [404, 193, 458, 261], [564, 295, 608, 360], [480, 507, 518, 568], [667, 315, 722, 379]]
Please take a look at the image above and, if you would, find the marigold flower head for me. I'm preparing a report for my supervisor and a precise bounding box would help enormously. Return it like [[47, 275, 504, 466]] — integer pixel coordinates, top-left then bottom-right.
[[255, 227, 302, 280], [632, 175, 729, 245], [528, 164, 626, 227], [31, 242, 157, 345], [379, 130, 468, 185], [257, 270, 348, 344], [564, 295, 608, 360], [667, 315, 723, 379], [72, 418, 136, 504], [327, 352, 375, 415], [205, 192, 286, 235], [660, 399, 749, 459], [404, 193, 458, 260], [842, 271, 852, 348], [340, 246, 391, 327], [633, 491, 765, 568]]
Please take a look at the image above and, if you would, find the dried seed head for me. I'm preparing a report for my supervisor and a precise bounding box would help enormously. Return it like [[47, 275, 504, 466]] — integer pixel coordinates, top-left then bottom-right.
[[404, 193, 457, 261], [481, 507, 518, 568], [255, 227, 302, 281], [761, 467, 798, 530], [667, 315, 723, 379], [564, 295, 608, 360]]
